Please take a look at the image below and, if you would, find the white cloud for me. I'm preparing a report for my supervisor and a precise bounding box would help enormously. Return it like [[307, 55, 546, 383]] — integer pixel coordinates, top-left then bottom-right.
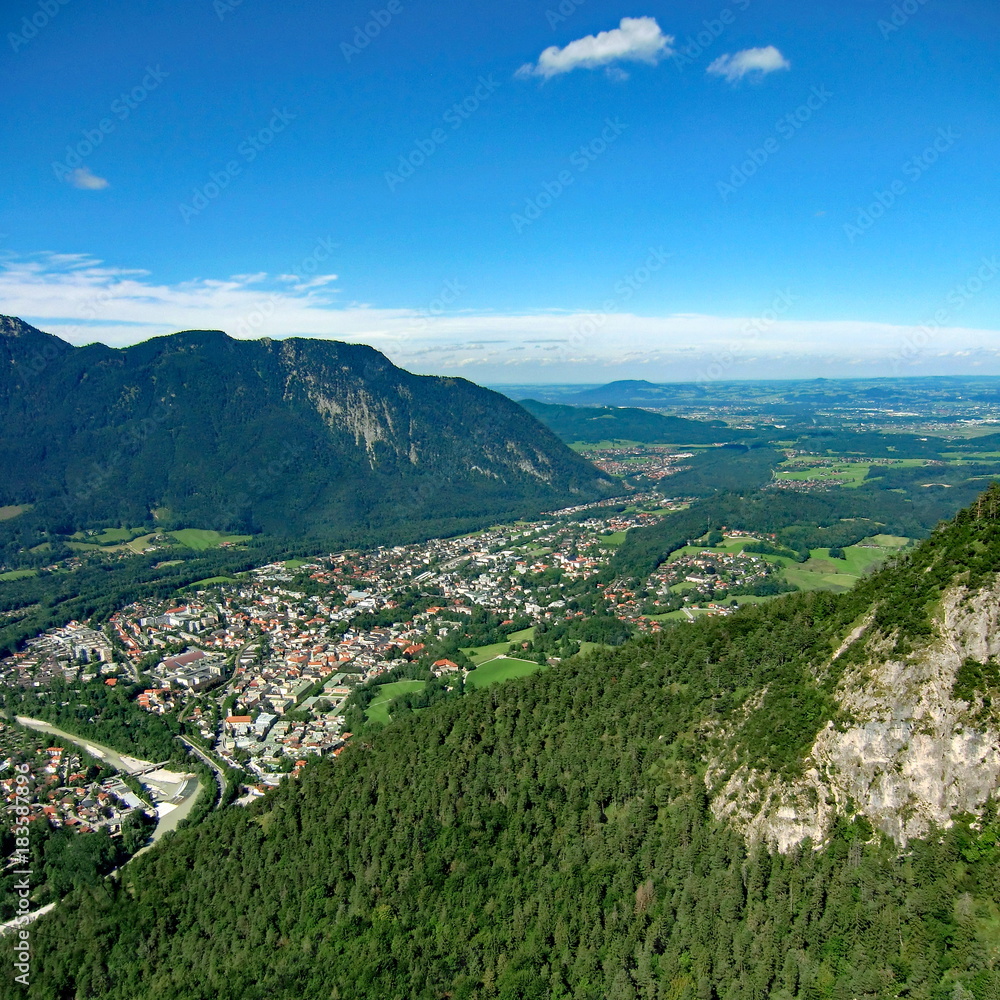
[[516, 17, 673, 80], [278, 273, 339, 292], [66, 167, 110, 191], [2, 251, 999, 383], [707, 46, 790, 83]]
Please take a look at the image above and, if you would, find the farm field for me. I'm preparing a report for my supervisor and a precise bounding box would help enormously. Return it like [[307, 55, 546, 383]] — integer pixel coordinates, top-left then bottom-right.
[[600, 531, 629, 547], [569, 440, 643, 451], [59, 526, 251, 554], [774, 458, 928, 489], [167, 529, 252, 550], [71, 527, 147, 545]]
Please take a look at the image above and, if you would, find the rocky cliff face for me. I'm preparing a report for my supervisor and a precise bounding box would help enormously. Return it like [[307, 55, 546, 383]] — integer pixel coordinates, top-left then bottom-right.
[[709, 579, 1000, 852]]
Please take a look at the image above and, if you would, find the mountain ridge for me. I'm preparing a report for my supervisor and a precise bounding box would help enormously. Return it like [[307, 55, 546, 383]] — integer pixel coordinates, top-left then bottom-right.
[[0, 317, 615, 538]]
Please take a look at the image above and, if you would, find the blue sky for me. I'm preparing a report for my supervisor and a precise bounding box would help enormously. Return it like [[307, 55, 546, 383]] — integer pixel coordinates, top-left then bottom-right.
[[1, 0, 998, 382]]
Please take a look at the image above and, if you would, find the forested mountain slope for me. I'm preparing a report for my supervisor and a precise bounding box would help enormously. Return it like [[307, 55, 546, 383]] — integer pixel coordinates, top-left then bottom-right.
[[0, 317, 613, 536], [518, 399, 748, 445], [8, 492, 1000, 999]]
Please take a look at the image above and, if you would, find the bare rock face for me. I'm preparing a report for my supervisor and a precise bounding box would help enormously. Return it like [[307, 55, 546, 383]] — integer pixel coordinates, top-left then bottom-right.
[[710, 579, 1000, 852]]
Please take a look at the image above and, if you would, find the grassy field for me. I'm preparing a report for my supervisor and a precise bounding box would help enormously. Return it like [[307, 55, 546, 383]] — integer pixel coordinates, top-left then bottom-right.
[[186, 576, 237, 588], [461, 627, 536, 665], [0, 569, 38, 581], [601, 531, 629, 547], [0, 505, 30, 521], [284, 558, 313, 569], [169, 529, 252, 550], [465, 658, 546, 689], [777, 543, 902, 593], [569, 440, 643, 451], [365, 680, 427, 724], [121, 529, 251, 554], [775, 462, 873, 488], [666, 537, 755, 562], [651, 608, 712, 621], [867, 534, 910, 548]]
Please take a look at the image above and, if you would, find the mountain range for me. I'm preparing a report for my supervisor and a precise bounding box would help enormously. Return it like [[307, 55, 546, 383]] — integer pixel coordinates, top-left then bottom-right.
[[0, 317, 614, 538]]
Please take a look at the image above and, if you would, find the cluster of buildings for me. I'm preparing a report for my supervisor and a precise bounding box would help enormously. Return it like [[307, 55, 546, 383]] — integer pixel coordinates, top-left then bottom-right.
[[109, 602, 229, 659], [219, 709, 350, 786], [651, 545, 775, 599], [1, 621, 118, 689], [0, 490, 719, 788], [0, 724, 147, 837], [580, 446, 695, 480]]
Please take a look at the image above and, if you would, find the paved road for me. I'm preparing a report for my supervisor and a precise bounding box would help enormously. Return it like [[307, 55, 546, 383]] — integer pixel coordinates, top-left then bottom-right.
[[0, 903, 55, 938], [178, 736, 227, 805]]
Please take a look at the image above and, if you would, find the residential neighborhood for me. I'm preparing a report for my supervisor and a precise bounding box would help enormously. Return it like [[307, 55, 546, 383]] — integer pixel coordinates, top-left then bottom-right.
[[0, 491, 751, 799]]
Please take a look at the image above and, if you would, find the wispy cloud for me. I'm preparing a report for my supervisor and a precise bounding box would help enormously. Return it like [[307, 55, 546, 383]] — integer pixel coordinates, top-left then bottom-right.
[[516, 17, 673, 80], [707, 46, 790, 83], [278, 273, 339, 293], [2, 251, 999, 382], [66, 167, 110, 190]]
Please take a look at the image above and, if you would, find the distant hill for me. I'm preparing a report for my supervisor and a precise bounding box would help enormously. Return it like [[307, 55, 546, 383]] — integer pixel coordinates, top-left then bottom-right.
[[0, 317, 614, 538], [560, 379, 688, 407], [519, 399, 747, 445]]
